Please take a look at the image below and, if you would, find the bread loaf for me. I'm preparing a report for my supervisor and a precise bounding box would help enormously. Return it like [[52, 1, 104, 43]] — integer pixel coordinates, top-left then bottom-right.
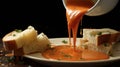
[[79, 28, 120, 55], [2, 26, 51, 56]]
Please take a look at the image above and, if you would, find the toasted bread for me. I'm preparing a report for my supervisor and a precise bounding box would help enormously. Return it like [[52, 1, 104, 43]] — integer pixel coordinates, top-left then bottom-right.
[[79, 28, 120, 54], [2, 26, 51, 56]]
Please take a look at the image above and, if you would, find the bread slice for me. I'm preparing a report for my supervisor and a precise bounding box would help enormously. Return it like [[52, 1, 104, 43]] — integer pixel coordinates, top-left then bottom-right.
[[22, 32, 51, 54], [79, 28, 120, 55], [2, 26, 51, 56]]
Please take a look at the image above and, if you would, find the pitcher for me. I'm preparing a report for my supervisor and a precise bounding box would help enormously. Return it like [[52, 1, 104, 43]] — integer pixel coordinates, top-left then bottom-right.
[[62, 0, 119, 16]]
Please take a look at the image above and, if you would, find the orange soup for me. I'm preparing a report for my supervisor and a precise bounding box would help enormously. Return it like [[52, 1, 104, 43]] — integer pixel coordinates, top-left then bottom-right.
[[66, 0, 94, 49], [42, 45, 109, 61], [42, 0, 109, 61]]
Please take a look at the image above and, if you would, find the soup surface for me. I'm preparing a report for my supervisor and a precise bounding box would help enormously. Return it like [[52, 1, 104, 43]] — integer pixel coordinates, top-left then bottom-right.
[[42, 45, 109, 61]]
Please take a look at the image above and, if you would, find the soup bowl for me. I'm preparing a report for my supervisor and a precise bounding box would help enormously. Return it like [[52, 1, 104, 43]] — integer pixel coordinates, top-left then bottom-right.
[[62, 0, 119, 16]]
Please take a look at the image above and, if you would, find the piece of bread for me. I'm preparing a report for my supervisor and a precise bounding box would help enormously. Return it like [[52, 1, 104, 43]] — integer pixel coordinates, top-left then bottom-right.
[[22, 32, 51, 55], [2, 26, 51, 56], [79, 28, 120, 55]]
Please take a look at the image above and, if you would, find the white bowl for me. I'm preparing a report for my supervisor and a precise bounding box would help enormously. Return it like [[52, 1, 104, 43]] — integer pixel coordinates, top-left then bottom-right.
[[24, 38, 120, 67]]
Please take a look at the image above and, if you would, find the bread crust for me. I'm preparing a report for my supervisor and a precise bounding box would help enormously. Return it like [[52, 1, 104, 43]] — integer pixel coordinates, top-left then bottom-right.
[[97, 32, 120, 45], [2, 31, 18, 50], [3, 40, 17, 50]]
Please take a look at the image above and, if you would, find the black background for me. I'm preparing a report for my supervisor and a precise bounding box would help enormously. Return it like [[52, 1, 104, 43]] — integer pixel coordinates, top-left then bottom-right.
[[0, 0, 120, 38]]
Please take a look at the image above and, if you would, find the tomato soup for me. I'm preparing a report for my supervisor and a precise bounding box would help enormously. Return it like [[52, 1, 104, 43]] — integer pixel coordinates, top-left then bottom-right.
[[42, 0, 109, 61], [42, 45, 109, 61], [66, 0, 94, 49]]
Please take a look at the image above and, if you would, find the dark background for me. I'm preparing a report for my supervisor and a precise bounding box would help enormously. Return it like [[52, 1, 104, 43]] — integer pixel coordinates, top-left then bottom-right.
[[0, 0, 120, 38]]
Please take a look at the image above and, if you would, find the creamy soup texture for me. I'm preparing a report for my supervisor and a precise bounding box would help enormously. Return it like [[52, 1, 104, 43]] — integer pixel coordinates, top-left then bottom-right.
[[42, 0, 109, 61]]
